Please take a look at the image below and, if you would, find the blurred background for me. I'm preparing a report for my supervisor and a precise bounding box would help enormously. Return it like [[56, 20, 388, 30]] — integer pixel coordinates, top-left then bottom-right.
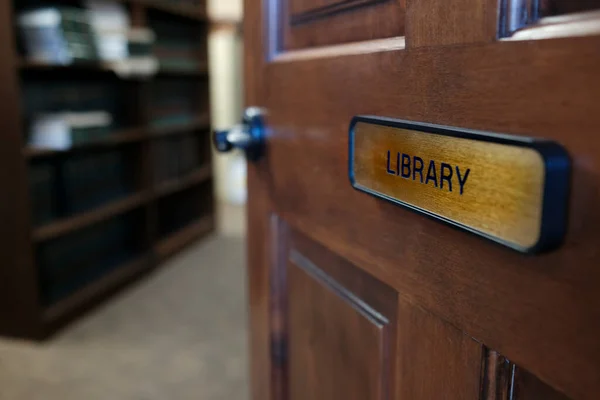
[[0, 0, 248, 398]]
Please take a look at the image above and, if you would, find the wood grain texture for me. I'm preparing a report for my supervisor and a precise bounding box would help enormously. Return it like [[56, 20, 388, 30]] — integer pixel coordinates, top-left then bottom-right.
[[288, 229, 398, 400], [260, 35, 600, 399], [288, 253, 387, 400], [279, 0, 405, 51], [247, 0, 600, 399], [406, 0, 498, 47], [245, 0, 274, 398], [352, 120, 550, 250], [396, 299, 483, 399], [269, 216, 289, 400]]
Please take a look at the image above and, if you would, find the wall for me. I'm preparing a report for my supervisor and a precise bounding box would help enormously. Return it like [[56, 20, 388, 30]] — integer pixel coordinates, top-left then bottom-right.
[[208, 0, 246, 205]]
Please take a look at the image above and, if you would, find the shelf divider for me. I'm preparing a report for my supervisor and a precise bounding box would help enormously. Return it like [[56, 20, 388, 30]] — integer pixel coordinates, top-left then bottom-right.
[[33, 192, 150, 242]]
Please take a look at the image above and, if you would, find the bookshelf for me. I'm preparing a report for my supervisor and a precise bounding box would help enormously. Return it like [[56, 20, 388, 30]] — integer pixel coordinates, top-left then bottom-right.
[[0, 0, 215, 340]]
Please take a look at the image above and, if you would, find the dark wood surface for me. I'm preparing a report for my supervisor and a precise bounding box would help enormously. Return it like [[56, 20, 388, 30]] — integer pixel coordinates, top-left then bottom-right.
[[149, 115, 211, 137], [154, 165, 212, 198], [287, 230, 398, 400], [395, 299, 483, 399], [245, 0, 600, 398], [23, 128, 146, 159], [32, 192, 149, 242], [0, 0, 41, 340], [406, 0, 497, 47], [281, 0, 405, 51]]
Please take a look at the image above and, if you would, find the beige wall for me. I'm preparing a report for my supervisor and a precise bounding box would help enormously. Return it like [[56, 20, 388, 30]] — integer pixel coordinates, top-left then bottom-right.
[[208, 0, 242, 21], [208, 0, 245, 204]]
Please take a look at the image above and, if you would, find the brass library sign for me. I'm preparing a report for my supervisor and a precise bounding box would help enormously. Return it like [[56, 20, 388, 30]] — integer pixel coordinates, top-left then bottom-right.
[[349, 116, 570, 253]]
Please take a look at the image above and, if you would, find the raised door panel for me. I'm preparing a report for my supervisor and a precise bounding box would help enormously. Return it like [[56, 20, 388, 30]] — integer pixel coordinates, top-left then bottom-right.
[[277, 0, 405, 51], [286, 231, 398, 400], [288, 252, 390, 400], [281, 228, 487, 399], [271, 225, 572, 399]]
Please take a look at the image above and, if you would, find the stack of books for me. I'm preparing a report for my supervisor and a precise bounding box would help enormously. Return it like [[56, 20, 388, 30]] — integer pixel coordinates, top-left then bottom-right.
[[28, 149, 132, 228], [18, 1, 158, 77], [23, 79, 121, 150], [29, 162, 58, 226], [18, 7, 99, 64], [62, 150, 132, 214], [151, 16, 205, 72], [37, 213, 138, 305], [150, 78, 202, 127]]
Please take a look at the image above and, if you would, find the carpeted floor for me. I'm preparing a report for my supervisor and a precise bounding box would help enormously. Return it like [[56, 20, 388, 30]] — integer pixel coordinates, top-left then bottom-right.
[[0, 235, 248, 400]]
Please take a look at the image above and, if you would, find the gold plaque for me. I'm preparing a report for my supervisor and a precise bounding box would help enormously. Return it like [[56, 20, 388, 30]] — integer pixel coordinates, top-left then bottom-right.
[[349, 116, 570, 253]]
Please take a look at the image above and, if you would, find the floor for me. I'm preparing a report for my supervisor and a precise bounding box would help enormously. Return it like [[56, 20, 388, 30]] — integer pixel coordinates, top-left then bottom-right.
[[0, 206, 248, 400]]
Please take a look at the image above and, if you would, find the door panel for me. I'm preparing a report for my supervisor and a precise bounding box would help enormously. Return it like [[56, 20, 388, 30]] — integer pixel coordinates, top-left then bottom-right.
[[280, 0, 405, 50], [244, 0, 600, 398], [287, 246, 395, 400], [274, 225, 567, 399], [396, 299, 482, 399], [406, 0, 497, 46]]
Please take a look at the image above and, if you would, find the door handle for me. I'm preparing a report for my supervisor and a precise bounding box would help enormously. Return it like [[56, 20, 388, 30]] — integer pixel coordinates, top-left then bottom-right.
[[213, 107, 265, 161]]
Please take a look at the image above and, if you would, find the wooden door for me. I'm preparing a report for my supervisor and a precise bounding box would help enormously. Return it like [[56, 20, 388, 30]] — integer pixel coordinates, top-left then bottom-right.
[[243, 1, 600, 399]]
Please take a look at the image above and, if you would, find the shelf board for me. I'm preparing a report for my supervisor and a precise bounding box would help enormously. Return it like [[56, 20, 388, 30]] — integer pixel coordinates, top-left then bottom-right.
[[19, 58, 209, 78], [154, 165, 212, 198], [43, 254, 154, 325], [23, 128, 146, 159], [33, 192, 149, 242], [18, 59, 119, 73], [157, 65, 209, 77], [149, 115, 211, 137], [133, 0, 207, 21], [155, 215, 214, 259]]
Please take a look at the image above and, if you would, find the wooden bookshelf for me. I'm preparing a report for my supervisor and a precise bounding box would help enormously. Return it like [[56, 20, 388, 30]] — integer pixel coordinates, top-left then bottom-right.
[[154, 165, 212, 198], [149, 114, 211, 137], [0, 0, 215, 340], [23, 127, 146, 158], [43, 254, 154, 325], [19, 58, 209, 77], [155, 215, 214, 260], [32, 192, 150, 242], [158, 63, 209, 76], [123, 0, 207, 21]]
